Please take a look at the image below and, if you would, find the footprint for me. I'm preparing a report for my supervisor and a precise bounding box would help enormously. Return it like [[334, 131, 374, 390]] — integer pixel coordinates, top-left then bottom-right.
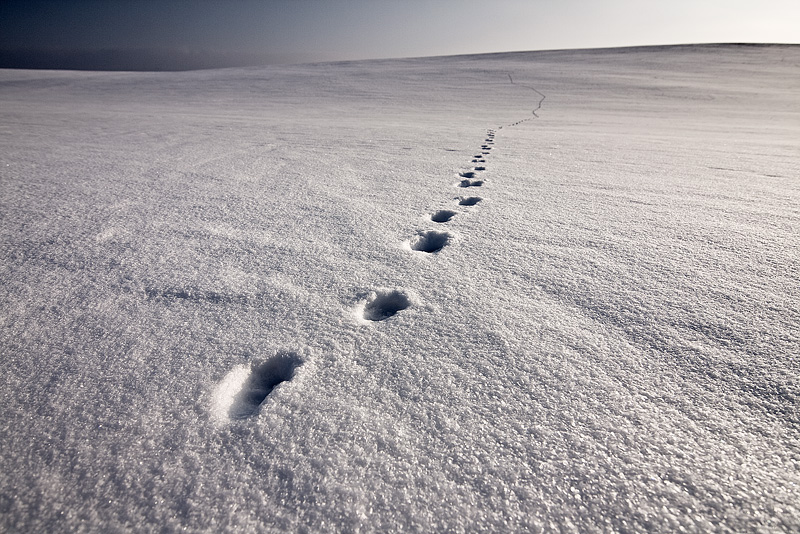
[[222, 351, 303, 420], [459, 171, 477, 178], [474, 166, 486, 171], [409, 230, 453, 253], [362, 289, 412, 321], [458, 196, 482, 206], [431, 209, 456, 223], [459, 179, 484, 187]]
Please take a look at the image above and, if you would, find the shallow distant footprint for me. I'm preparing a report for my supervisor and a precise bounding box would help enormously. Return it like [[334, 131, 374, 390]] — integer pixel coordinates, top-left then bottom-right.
[[431, 209, 456, 223], [409, 229, 453, 253], [459, 179, 483, 188], [362, 289, 412, 321], [458, 196, 482, 206]]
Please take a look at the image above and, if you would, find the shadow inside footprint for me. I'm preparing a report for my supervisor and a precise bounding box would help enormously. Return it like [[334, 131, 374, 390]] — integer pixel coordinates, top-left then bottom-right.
[[410, 230, 452, 253], [459, 196, 482, 206], [459, 171, 476, 178], [459, 179, 483, 187], [474, 166, 486, 171], [363, 289, 412, 321], [229, 352, 302, 419], [431, 210, 456, 223]]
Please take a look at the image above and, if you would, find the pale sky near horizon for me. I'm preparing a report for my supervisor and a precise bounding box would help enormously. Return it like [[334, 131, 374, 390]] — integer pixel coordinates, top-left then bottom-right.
[[1, 0, 798, 70]]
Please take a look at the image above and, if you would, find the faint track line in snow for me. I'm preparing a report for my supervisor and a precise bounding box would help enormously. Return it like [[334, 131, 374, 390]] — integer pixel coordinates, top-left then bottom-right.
[[505, 73, 546, 124]]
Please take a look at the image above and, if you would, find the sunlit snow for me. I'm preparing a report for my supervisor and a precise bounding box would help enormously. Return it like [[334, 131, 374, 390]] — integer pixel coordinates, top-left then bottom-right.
[[1, 44, 798, 531]]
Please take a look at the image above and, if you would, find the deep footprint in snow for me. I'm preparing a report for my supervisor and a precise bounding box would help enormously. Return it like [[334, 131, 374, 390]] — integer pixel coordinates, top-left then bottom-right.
[[431, 209, 456, 223], [227, 351, 303, 420], [458, 196, 482, 206], [459, 179, 484, 187], [474, 166, 486, 171], [362, 289, 412, 321], [409, 230, 453, 253]]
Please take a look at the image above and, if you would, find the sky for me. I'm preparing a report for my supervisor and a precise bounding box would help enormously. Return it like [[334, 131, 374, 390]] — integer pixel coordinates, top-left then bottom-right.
[[1, 0, 799, 70]]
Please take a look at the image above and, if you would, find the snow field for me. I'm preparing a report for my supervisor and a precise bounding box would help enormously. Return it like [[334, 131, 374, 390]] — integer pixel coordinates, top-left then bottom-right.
[[1, 45, 799, 532]]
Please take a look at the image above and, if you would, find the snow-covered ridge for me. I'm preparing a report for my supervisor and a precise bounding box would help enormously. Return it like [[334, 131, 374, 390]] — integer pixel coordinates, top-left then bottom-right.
[[1, 44, 798, 532]]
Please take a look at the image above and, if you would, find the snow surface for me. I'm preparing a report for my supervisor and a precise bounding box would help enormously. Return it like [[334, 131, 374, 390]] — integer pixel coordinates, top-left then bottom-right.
[[1, 44, 799, 532]]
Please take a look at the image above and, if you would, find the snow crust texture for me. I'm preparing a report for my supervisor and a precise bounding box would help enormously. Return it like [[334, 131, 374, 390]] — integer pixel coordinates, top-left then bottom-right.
[[1, 44, 799, 532]]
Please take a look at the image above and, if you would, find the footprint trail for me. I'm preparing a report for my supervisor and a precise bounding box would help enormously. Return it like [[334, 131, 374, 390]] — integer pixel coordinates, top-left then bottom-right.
[[213, 73, 545, 425]]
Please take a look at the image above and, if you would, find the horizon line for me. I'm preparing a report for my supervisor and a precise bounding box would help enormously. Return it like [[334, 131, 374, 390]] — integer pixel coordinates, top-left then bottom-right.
[[2, 42, 798, 73]]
